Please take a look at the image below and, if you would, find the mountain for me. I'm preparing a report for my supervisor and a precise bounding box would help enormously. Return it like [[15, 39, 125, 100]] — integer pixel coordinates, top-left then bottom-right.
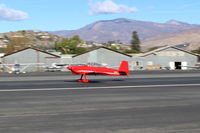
[[165, 19, 196, 26], [51, 18, 199, 44], [0, 30, 62, 48], [1, 18, 199, 51], [141, 27, 200, 51]]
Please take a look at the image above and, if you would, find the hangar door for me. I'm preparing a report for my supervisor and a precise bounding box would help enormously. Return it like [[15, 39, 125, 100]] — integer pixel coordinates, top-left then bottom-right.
[[169, 62, 187, 70], [182, 62, 187, 70], [169, 62, 175, 70]]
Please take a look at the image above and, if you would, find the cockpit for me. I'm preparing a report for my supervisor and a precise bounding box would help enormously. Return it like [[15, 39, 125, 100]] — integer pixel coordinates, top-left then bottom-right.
[[86, 62, 105, 67], [67, 62, 107, 67]]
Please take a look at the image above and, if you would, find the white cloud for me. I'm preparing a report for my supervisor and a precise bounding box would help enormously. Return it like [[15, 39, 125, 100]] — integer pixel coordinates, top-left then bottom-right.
[[0, 4, 29, 21], [89, 0, 138, 15]]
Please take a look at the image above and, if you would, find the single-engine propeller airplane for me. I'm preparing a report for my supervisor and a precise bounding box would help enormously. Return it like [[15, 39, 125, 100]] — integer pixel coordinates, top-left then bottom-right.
[[181, 63, 200, 69], [0, 63, 44, 74], [67, 61, 129, 83]]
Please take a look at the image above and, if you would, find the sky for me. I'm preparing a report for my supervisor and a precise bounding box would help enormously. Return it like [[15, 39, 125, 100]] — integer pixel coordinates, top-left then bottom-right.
[[0, 0, 200, 33]]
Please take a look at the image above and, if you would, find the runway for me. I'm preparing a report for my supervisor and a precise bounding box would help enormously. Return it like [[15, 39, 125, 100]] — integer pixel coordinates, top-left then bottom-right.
[[1, 71, 200, 133]]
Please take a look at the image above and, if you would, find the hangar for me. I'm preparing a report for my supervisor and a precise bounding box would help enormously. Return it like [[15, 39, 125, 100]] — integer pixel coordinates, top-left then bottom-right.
[[0, 46, 199, 72], [132, 46, 199, 70], [1, 47, 60, 72], [72, 47, 132, 68]]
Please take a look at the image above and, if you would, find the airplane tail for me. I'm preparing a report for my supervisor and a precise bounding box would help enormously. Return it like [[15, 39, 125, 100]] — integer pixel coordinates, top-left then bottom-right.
[[118, 61, 129, 75]]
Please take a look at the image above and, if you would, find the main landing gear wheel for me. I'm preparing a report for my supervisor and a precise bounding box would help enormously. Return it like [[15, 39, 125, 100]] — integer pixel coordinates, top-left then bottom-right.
[[77, 74, 89, 83]]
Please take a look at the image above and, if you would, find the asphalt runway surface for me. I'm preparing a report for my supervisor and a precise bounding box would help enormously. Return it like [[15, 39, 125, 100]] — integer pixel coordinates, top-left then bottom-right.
[[0, 70, 200, 133]]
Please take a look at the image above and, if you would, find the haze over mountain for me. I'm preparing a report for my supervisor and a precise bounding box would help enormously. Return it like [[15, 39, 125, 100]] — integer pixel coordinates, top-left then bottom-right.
[[51, 18, 199, 44]]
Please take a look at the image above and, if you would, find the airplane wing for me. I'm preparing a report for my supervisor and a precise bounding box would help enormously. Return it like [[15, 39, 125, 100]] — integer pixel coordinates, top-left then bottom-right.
[[0, 63, 44, 66], [180, 65, 200, 69], [183, 66, 200, 69]]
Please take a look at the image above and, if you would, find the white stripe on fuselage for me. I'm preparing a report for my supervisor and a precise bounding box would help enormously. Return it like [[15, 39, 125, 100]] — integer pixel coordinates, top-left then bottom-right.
[[75, 70, 119, 75], [104, 71, 119, 75], [76, 70, 94, 73]]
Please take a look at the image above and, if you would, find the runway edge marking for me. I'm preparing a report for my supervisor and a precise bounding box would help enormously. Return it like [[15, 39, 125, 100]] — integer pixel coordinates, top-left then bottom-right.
[[1, 84, 200, 92]]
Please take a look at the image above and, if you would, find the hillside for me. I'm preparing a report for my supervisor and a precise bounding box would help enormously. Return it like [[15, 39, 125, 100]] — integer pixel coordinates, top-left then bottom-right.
[[141, 27, 200, 51], [0, 30, 62, 49], [1, 18, 200, 52], [51, 18, 199, 44]]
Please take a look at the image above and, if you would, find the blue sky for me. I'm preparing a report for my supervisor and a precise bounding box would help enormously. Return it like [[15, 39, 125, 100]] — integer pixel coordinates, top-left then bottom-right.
[[0, 0, 199, 33]]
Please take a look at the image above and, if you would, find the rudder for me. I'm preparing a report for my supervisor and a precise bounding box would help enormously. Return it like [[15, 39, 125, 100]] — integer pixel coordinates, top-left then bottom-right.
[[118, 61, 129, 75]]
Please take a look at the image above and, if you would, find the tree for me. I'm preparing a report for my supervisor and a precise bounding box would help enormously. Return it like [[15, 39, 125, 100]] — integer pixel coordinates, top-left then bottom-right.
[[110, 46, 117, 51], [5, 37, 30, 54], [124, 49, 139, 54], [55, 35, 87, 54], [131, 31, 141, 53], [191, 47, 200, 54]]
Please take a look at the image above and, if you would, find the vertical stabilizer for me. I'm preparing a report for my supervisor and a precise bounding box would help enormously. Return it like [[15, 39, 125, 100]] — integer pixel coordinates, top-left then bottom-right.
[[118, 61, 129, 75]]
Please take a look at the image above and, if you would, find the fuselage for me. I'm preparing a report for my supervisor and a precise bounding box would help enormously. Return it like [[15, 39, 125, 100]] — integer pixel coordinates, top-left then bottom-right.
[[67, 65, 120, 76]]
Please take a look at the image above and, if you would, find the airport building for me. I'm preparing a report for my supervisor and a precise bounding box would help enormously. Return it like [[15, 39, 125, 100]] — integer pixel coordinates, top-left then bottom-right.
[[72, 47, 132, 68], [132, 46, 199, 70], [1, 47, 60, 72], [0, 46, 199, 72]]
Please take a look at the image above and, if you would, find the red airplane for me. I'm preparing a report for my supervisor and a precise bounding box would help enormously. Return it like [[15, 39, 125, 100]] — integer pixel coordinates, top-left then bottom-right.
[[66, 61, 129, 82]]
